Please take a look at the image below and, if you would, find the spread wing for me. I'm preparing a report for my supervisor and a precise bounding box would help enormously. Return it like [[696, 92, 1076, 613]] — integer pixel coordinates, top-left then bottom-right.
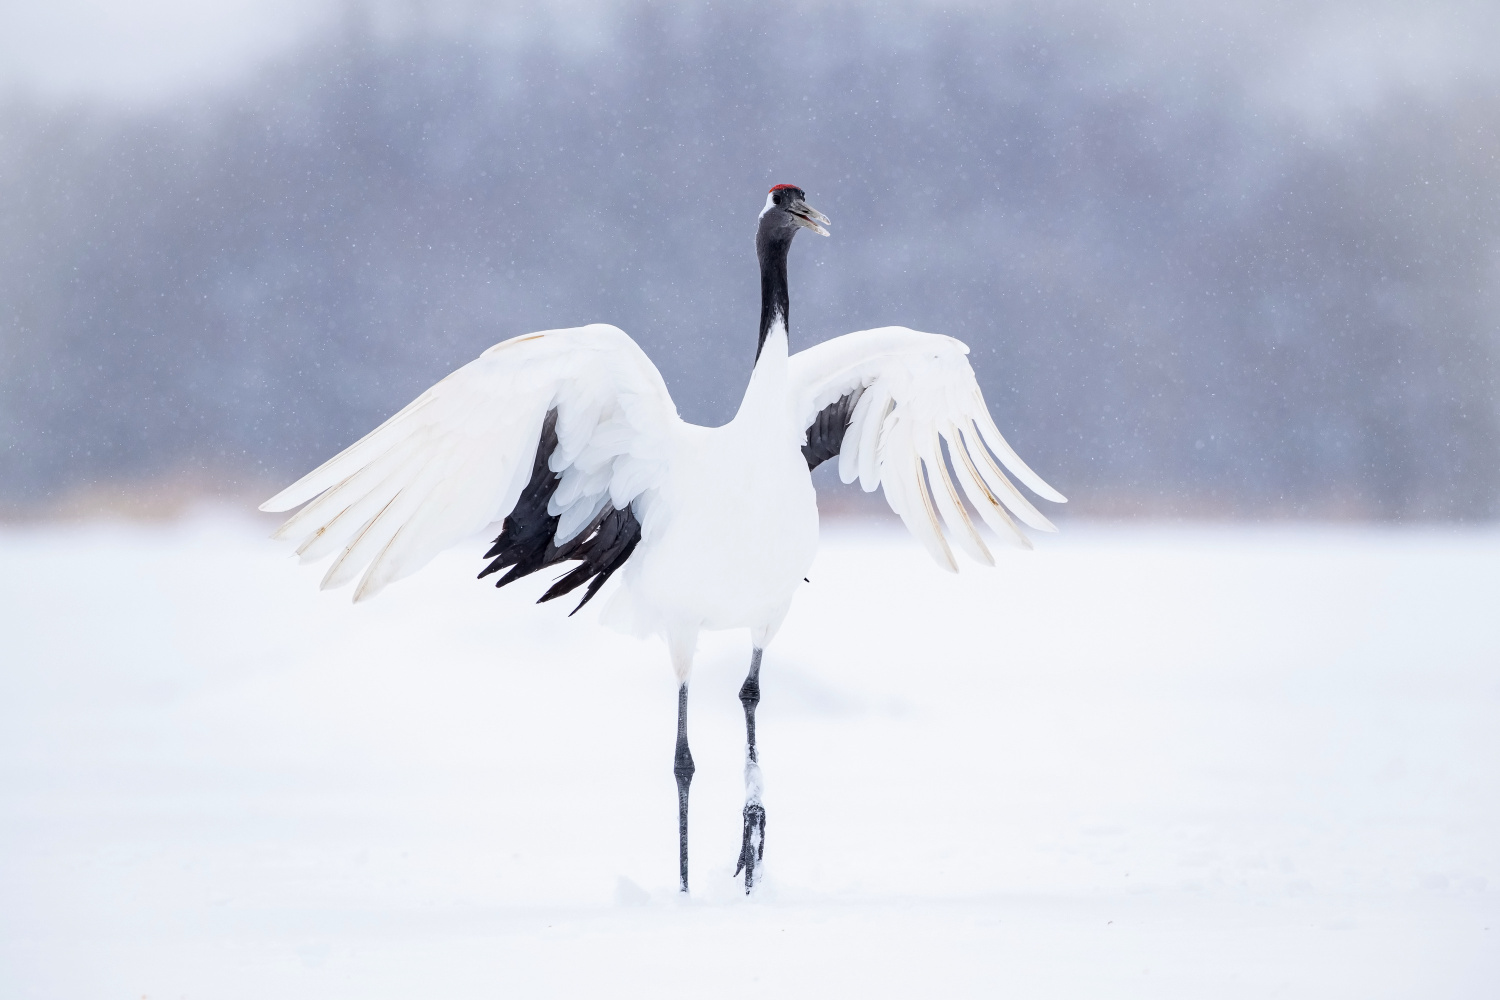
[[260, 323, 678, 604], [789, 326, 1066, 570]]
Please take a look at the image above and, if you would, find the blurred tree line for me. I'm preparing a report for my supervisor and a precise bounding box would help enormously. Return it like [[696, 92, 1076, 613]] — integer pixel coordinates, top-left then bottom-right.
[[1, 0, 1496, 518]]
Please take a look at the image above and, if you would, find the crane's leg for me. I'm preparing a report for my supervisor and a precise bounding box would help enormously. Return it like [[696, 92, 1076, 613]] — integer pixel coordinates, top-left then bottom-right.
[[735, 647, 766, 892], [674, 680, 695, 894]]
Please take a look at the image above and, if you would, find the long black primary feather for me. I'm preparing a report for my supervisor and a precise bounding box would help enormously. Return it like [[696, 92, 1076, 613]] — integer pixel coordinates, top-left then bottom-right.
[[479, 409, 642, 614]]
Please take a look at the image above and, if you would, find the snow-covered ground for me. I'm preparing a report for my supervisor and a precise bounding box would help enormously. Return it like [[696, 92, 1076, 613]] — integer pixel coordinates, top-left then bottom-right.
[[2, 513, 1497, 998]]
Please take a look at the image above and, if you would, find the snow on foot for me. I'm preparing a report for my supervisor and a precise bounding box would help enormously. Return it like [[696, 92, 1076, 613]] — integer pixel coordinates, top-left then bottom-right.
[[734, 801, 766, 893]]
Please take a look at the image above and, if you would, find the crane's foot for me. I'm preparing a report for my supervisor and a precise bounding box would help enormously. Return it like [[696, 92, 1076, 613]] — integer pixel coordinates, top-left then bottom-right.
[[734, 800, 766, 893]]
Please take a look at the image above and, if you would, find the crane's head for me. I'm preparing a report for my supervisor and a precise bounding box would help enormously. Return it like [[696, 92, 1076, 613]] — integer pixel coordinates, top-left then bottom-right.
[[758, 184, 830, 239]]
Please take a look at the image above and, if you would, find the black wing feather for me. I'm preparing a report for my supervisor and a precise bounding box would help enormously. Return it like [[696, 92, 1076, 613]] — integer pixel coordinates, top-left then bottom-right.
[[801, 386, 865, 471], [478, 409, 642, 614]]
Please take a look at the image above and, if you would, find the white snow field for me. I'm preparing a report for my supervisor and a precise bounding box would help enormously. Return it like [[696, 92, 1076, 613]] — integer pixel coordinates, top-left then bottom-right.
[[1, 513, 1497, 998]]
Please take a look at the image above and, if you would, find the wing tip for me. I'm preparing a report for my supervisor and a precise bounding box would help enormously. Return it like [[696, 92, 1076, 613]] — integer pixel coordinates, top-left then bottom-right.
[[1029, 512, 1060, 533], [261, 482, 320, 513]]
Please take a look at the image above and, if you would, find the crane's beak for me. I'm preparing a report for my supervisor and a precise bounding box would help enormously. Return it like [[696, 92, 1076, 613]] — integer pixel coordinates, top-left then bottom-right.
[[790, 201, 831, 237]]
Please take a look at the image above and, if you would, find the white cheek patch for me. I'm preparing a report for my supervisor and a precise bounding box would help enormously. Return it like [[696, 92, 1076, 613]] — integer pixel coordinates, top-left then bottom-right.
[[759, 192, 776, 218]]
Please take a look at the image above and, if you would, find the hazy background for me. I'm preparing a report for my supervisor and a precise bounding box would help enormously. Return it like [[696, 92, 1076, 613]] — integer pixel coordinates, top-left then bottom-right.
[[2, 0, 1498, 519], [4, 8, 1499, 995]]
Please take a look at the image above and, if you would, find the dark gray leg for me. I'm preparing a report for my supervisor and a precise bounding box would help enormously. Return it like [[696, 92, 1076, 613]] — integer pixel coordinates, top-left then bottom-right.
[[673, 682, 695, 894], [734, 647, 766, 892]]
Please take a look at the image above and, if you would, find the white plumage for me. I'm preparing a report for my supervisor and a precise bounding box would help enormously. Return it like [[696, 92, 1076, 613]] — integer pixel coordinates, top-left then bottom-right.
[[263, 324, 676, 603], [261, 321, 1062, 632], [790, 326, 1064, 569]]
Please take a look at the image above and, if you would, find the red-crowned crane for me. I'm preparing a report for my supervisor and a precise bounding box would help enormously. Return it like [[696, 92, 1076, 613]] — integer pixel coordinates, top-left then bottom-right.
[[260, 185, 1065, 894]]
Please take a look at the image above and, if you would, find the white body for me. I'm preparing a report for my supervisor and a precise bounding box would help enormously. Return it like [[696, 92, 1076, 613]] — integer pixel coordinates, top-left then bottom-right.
[[261, 321, 1065, 679], [608, 322, 818, 661]]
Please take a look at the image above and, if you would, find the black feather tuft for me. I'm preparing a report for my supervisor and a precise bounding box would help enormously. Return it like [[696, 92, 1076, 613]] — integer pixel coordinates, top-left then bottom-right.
[[479, 408, 643, 613], [801, 386, 865, 471]]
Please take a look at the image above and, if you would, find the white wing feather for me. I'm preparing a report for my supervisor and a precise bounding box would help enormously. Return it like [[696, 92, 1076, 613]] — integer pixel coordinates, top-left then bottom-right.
[[261, 324, 678, 602], [790, 326, 1065, 568]]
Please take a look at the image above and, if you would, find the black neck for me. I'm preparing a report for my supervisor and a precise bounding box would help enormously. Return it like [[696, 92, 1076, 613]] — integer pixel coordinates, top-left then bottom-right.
[[756, 227, 792, 362]]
